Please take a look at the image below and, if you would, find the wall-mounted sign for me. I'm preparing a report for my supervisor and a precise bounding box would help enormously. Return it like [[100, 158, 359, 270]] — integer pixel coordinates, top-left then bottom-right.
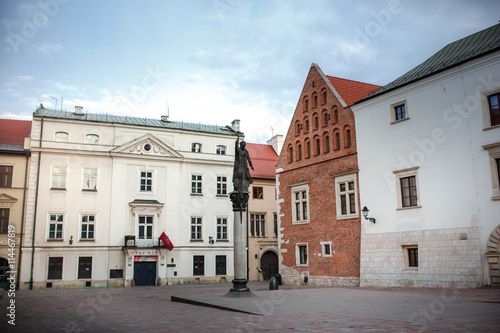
[[134, 256, 158, 262]]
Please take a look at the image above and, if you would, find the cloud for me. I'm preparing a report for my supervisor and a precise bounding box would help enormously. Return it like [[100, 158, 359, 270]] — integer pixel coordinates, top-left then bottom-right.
[[32, 43, 63, 57]]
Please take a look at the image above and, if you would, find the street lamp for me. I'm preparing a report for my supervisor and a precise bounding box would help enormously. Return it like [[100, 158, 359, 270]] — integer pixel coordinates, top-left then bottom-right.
[[361, 206, 376, 223], [49, 96, 58, 110]]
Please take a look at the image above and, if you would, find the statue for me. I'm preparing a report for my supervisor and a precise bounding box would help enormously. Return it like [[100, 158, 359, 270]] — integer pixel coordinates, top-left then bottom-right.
[[232, 135, 254, 193]]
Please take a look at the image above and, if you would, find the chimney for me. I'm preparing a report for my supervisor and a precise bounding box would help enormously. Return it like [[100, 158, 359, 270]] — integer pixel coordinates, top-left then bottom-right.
[[231, 119, 240, 132], [161, 115, 169, 122], [267, 134, 283, 156], [75, 106, 83, 115]]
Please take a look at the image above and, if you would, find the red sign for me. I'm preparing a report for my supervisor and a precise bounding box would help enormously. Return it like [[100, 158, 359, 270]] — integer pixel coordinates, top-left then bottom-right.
[[134, 256, 157, 262]]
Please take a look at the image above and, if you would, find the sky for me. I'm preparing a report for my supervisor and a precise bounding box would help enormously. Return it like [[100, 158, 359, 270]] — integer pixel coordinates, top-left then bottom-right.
[[0, 0, 499, 143]]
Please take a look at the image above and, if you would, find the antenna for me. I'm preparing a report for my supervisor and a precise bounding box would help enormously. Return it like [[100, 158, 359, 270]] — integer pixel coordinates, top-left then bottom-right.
[[271, 126, 274, 137], [61, 96, 63, 110], [166, 99, 170, 117]]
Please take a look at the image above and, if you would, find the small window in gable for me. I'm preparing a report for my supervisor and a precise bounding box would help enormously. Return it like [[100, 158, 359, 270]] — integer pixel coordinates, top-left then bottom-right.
[[216, 145, 226, 155], [191, 143, 202, 153], [333, 108, 338, 123], [391, 100, 409, 124]]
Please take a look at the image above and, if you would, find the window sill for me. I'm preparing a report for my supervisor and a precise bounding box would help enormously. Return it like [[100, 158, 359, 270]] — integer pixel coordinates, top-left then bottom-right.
[[296, 264, 309, 267], [190, 239, 204, 242], [50, 188, 66, 191], [216, 194, 228, 198], [391, 117, 410, 125], [483, 124, 500, 131], [397, 205, 422, 211], [47, 239, 64, 242], [292, 221, 310, 225], [79, 239, 95, 242], [402, 267, 418, 272], [82, 189, 97, 192], [216, 240, 229, 242], [336, 214, 359, 220], [491, 195, 500, 201], [190, 193, 203, 197]]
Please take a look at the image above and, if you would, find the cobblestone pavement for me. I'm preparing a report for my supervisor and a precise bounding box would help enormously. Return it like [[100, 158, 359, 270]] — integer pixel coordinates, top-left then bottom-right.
[[1, 282, 499, 332]]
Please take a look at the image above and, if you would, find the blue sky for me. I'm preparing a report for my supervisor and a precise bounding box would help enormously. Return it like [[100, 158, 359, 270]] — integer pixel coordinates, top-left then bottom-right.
[[1, 0, 499, 143]]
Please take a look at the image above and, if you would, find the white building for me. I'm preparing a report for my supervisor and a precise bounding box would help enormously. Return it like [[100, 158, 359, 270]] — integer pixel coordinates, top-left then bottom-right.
[[352, 24, 500, 288], [20, 106, 240, 289]]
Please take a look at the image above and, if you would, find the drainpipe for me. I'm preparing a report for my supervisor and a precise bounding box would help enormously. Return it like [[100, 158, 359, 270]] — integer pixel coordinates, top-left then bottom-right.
[[16, 149, 30, 290], [246, 209, 249, 281], [30, 116, 43, 290]]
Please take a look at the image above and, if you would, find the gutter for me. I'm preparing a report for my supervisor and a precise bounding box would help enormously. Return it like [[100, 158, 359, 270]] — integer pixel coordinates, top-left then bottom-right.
[[16, 148, 30, 290]]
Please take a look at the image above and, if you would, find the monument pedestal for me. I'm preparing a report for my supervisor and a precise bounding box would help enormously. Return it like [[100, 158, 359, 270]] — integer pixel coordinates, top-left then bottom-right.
[[226, 191, 253, 297]]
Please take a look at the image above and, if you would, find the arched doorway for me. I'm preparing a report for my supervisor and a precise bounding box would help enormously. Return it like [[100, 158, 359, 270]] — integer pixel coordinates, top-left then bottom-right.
[[486, 225, 500, 286], [0, 258, 10, 290], [260, 251, 278, 281]]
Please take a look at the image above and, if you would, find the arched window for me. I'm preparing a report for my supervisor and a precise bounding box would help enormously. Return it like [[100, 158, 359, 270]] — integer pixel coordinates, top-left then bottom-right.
[[216, 145, 226, 155], [297, 142, 302, 161], [314, 116, 319, 129], [335, 132, 340, 150], [305, 119, 310, 132], [55, 131, 68, 142], [322, 110, 329, 126], [315, 137, 320, 156], [324, 134, 330, 153], [322, 90, 327, 104], [288, 145, 293, 163], [345, 129, 352, 147], [304, 97, 309, 111], [305, 139, 311, 158], [313, 94, 318, 107], [296, 121, 302, 135], [333, 108, 338, 123], [86, 134, 99, 144]]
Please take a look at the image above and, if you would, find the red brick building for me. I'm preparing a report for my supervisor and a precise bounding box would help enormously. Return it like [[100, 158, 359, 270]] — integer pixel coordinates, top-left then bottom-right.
[[276, 63, 380, 286]]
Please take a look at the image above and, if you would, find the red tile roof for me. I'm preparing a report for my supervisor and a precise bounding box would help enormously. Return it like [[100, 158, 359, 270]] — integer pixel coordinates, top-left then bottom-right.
[[327, 76, 381, 106], [246, 143, 278, 180], [0, 119, 32, 146]]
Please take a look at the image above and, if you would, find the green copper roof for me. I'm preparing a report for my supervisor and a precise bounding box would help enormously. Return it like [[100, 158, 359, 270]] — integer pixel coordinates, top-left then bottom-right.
[[34, 107, 240, 137], [358, 23, 500, 103]]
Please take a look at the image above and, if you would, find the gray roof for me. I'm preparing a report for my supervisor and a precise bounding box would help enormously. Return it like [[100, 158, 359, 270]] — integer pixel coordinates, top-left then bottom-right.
[[357, 23, 500, 103], [34, 107, 240, 137]]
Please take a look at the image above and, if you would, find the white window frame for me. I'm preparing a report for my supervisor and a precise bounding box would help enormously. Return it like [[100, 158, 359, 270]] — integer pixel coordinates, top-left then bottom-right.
[[390, 100, 409, 124], [138, 169, 155, 193], [48, 213, 64, 240], [191, 143, 202, 153], [138, 215, 154, 242], [80, 214, 96, 241], [54, 131, 69, 142], [481, 86, 500, 129], [394, 167, 421, 210], [296, 243, 308, 266], [216, 175, 227, 196], [321, 241, 333, 257], [191, 174, 203, 195], [85, 134, 99, 144], [250, 213, 266, 237], [190, 216, 203, 241], [51, 166, 67, 189], [291, 183, 310, 225], [216, 217, 228, 241], [335, 173, 359, 219], [483, 142, 500, 200], [216, 145, 227, 155], [82, 167, 98, 191]]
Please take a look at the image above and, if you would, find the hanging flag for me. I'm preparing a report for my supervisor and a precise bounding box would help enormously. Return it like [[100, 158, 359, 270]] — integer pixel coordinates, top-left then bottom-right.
[[160, 232, 174, 251]]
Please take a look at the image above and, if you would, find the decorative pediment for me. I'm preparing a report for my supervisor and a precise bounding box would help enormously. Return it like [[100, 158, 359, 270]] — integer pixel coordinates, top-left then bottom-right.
[[129, 199, 164, 217], [111, 134, 183, 158], [0, 193, 18, 203]]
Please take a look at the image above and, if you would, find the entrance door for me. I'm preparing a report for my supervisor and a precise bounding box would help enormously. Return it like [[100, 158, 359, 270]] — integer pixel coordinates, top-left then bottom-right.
[[134, 262, 157, 286], [260, 251, 279, 280]]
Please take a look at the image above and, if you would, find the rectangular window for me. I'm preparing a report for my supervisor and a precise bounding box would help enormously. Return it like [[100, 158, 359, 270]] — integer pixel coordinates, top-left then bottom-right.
[[489, 93, 500, 126], [0, 166, 13, 187], [83, 168, 97, 191], [51, 166, 67, 189], [191, 217, 202, 240], [55, 132, 68, 142], [140, 171, 152, 192], [273, 213, 278, 237], [250, 214, 266, 237], [0, 209, 9, 234], [109, 269, 123, 279], [191, 143, 202, 153], [78, 257, 92, 279], [400, 176, 418, 207], [80, 215, 95, 240], [395, 104, 406, 121], [483, 143, 500, 200], [193, 255, 204, 276], [216, 218, 228, 240], [321, 241, 332, 257], [191, 174, 202, 194], [253, 186, 263, 199], [297, 244, 308, 266], [85, 134, 99, 144], [292, 185, 309, 224], [215, 255, 226, 275], [216, 176, 227, 195], [408, 248, 418, 267], [138, 216, 153, 239], [48, 257, 63, 280], [336, 174, 358, 219], [48, 214, 63, 240], [216, 145, 226, 155], [391, 101, 409, 124]]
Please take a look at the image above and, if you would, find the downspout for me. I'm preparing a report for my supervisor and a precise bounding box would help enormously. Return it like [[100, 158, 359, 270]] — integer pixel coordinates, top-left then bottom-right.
[[30, 116, 43, 290], [16, 149, 30, 290]]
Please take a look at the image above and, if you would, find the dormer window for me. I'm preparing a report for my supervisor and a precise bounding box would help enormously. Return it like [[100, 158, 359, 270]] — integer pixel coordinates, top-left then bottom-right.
[[191, 143, 202, 153]]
